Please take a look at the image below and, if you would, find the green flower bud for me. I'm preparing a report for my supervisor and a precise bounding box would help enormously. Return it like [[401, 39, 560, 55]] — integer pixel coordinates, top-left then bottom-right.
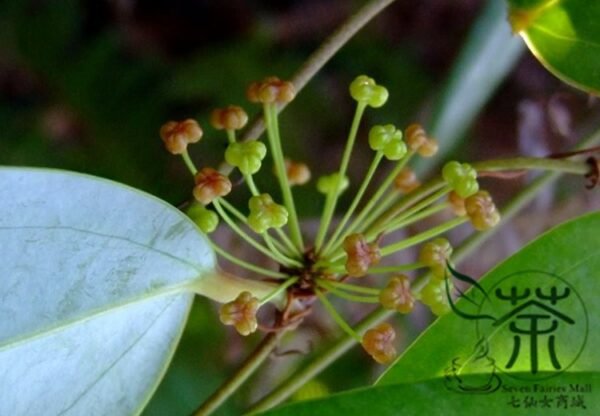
[[368, 124, 407, 160], [419, 238, 453, 279], [442, 161, 479, 198], [316, 173, 349, 195], [349, 75, 389, 108], [225, 141, 267, 175], [247, 193, 289, 233], [420, 278, 453, 316], [187, 204, 219, 234]]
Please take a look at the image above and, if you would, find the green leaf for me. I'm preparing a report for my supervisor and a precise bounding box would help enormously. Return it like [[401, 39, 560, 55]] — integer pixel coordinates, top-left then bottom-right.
[[259, 371, 599, 415], [0, 168, 216, 415], [260, 212, 599, 415], [510, 0, 600, 94], [378, 211, 599, 385]]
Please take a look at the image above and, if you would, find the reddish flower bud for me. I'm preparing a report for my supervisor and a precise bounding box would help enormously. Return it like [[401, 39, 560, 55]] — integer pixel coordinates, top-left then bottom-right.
[[219, 291, 259, 336], [361, 323, 397, 364], [284, 159, 311, 185], [448, 191, 466, 216], [210, 105, 248, 131], [379, 274, 414, 314], [394, 167, 421, 193], [193, 167, 232, 205], [417, 138, 439, 157], [404, 123, 427, 151], [343, 233, 381, 277], [160, 119, 203, 155], [465, 190, 500, 230], [247, 77, 296, 104]]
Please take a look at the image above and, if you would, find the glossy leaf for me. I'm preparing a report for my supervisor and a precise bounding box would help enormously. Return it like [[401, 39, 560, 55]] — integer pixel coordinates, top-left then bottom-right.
[[260, 212, 599, 415], [377, 211, 599, 385], [0, 168, 216, 415], [510, 0, 600, 94]]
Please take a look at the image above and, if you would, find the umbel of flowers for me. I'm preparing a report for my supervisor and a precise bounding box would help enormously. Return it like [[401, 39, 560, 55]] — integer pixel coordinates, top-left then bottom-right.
[[159, 75, 500, 364]]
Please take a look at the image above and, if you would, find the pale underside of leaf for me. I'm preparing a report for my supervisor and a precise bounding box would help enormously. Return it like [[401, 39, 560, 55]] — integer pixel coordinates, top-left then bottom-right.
[[0, 167, 216, 415]]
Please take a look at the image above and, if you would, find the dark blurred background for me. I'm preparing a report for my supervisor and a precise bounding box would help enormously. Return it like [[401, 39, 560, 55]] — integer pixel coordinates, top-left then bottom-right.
[[1, 1, 598, 414]]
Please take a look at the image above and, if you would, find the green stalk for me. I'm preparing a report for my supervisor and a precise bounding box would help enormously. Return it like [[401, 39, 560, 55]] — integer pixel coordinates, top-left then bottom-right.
[[259, 277, 298, 306], [379, 203, 450, 237], [472, 157, 590, 174], [315, 102, 367, 251], [365, 189, 450, 240], [367, 262, 425, 274], [273, 228, 299, 257], [317, 279, 380, 303], [322, 279, 381, 295], [192, 333, 282, 416], [213, 199, 297, 267], [322, 151, 384, 256], [264, 105, 304, 252], [226, 129, 236, 144], [181, 149, 198, 176], [219, 198, 247, 223], [380, 217, 467, 257], [315, 290, 362, 342], [360, 188, 401, 230], [245, 174, 260, 196], [210, 243, 287, 279], [337, 152, 414, 245], [367, 178, 447, 236]]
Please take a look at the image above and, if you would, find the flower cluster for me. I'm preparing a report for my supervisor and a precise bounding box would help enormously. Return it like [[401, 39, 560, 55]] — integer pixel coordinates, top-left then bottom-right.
[[159, 74, 501, 364]]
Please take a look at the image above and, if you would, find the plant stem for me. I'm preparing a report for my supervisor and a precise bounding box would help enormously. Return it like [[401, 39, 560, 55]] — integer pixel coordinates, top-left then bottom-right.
[[245, 174, 260, 196], [273, 227, 299, 257], [338, 153, 414, 243], [322, 151, 384, 256], [190, 268, 283, 306], [315, 290, 362, 342], [323, 280, 381, 295], [213, 199, 298, 267], [192, 332, 282, 416], [380, 217, 467, 257], [240, 0, 399, 144], [260, 277, 298, 306], [210, 243, 287, 279], [181, 149, 198, 176], [367, 178, 446, 235], [227, 129, 236, 144], [365, 190, 450, 240], [264, 105, 305, 252], [317, 279, 380, 303], [315, 103, 366, 251], [367, 262, 425, 274], [380, 203, 450, 236], [472, 156, 590, 175], [246, 306, 386, 414]]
